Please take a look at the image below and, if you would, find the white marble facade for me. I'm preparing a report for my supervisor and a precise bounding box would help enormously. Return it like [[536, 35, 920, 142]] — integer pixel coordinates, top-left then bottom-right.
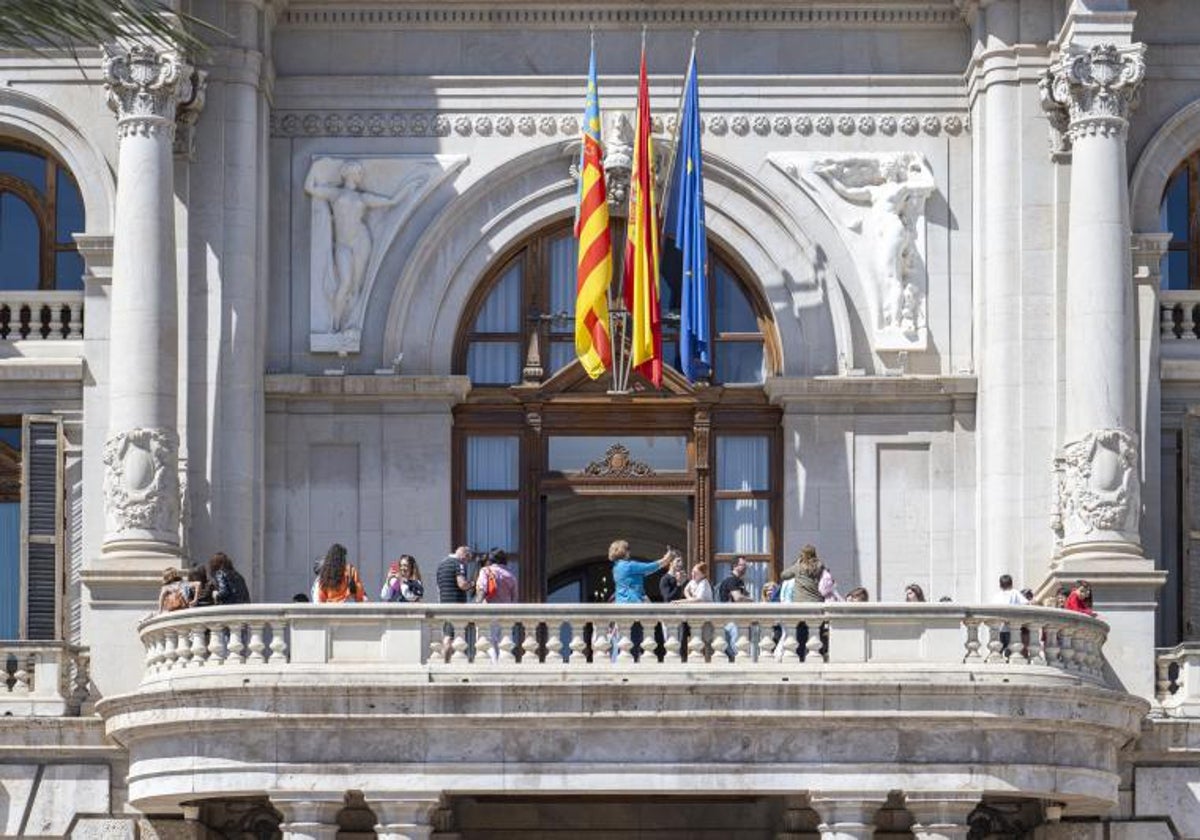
[[3, 0, 1200, 836]]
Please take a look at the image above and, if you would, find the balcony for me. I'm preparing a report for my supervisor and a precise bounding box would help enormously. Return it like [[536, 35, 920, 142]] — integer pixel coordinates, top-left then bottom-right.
[[98, 603, 1147, 818], [1, 641, 91, 716], [0, 292, 84, 341]]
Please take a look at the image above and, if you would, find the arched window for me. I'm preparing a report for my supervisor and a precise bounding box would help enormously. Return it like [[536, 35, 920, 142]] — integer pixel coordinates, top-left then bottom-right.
[[0, 140, 85, 292], [1161, 151, 1199, 290], [456, 221, 773, 386]]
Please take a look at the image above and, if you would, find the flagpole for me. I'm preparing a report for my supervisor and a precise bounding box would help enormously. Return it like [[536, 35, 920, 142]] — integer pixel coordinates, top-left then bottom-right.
[[660, 31, 698, 220]]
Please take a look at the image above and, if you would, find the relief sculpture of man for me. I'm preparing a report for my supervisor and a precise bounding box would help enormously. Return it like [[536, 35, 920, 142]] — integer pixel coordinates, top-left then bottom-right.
[[305, 159, 412, 334], [812, 153, 936, 339]]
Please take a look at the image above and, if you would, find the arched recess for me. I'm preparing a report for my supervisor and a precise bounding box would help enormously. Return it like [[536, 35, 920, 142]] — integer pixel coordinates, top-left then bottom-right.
[[379, 141, 861, 376], [0, 89, 114, 235], [1131, 97, 1200, 233]]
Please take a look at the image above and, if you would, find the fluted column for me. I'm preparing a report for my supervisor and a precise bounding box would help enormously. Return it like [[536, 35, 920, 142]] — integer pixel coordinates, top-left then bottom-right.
[[810, 793, 886, 840], [1041, 42, 1145, 558], [271, 796, 342, 840], [906, 793, 979, 840], [369, 795, 441, 840], [100, 44, 201, 562]]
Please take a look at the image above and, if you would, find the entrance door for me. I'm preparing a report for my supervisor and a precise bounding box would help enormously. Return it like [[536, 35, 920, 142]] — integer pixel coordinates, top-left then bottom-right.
[[544, 491, 690, 603]]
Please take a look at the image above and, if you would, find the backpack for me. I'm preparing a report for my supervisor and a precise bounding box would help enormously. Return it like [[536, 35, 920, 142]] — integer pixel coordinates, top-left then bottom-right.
[[163, 586, 188, 612], [483, 567, 498, 601]]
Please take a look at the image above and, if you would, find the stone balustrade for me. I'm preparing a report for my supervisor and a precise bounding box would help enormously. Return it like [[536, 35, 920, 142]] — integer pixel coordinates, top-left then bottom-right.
[[1161, 290, 1200, 341], [0, 292, 84, 340], [1, 642, 91, 716], [1155, 641, 1200, 717], [136, 602, 1111, 685]]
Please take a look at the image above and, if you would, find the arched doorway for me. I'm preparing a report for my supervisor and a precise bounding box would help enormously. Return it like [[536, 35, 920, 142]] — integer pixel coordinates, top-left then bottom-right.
[[453, 220, 782, 602]]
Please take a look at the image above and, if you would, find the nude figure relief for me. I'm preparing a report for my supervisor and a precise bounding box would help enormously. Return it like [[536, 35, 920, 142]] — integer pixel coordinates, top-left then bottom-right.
[[304, 155, 468, 353]]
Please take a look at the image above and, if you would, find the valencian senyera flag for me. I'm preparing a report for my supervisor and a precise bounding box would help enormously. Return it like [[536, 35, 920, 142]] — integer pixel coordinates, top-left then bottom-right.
[[574, 43, 613, 379], [623, 47, 663, 387], [661, 47, 710, 382]]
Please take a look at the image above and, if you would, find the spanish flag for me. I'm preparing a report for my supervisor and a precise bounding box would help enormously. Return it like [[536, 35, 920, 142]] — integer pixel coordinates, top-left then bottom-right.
[[623, 47, 662, 387], [574, 44, 613, 379]]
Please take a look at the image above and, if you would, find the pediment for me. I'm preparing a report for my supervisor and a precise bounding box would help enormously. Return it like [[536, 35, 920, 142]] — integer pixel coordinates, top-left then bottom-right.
[[534, 359, 699, 399]]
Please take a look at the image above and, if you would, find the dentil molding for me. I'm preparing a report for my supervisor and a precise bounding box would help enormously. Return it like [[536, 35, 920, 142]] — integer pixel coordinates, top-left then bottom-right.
[[271, 110, 966, 139]]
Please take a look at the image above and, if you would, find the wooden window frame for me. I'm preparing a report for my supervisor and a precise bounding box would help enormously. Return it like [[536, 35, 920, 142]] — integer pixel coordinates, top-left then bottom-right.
[[0, 139, 83, 292], [1163, 151, 1200, 290]]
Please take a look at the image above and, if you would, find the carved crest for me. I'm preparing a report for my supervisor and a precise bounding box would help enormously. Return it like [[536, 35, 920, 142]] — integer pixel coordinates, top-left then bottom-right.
[[582, 443, 655, 478], [103, 427, 180, 541], [1052, 428, 1139, 540]]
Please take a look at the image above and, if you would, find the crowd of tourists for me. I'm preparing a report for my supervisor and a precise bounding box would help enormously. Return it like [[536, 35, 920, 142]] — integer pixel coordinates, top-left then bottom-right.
[[154, 539, 1098, 617]]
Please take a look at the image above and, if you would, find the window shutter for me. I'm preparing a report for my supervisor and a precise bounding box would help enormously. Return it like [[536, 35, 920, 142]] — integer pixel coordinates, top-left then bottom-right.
[[21, 416, 62, 640]]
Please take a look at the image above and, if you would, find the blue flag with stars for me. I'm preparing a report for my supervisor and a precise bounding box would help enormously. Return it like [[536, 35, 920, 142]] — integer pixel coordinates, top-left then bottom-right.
[[661, 50, 710, 382]]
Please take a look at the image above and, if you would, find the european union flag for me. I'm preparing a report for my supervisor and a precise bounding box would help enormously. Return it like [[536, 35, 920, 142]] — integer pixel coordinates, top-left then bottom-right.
[[661, 51, 709, 383]]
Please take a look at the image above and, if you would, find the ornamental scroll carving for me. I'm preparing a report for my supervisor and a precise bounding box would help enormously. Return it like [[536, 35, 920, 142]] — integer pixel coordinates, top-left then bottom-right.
[[304, 155, 468, 353], [101, 44, 203, 141], [1051, 428, 1139, 540], [583, 444, 656, 478], [103, 428, 180, 541], [770, 152, 936, 352], [1039, 42, 1146, 152]]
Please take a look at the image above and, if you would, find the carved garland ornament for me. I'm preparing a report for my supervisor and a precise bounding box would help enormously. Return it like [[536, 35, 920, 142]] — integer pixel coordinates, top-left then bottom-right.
[[583, 444, 656, 478], [271, 110, 966, 139], [1051, 428, 1139, 539], [103, 427, 180, 539]]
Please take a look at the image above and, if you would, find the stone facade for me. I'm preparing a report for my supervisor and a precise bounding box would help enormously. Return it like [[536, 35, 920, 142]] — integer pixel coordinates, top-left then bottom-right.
[[2, 0, 1200, 837]]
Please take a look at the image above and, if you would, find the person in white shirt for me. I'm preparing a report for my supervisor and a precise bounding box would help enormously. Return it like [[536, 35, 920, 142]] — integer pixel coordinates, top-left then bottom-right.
[[995, 574, 1029, 656], [683, 562, 714, 602]]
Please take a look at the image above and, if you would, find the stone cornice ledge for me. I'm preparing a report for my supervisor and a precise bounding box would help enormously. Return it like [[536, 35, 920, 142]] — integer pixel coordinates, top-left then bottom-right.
[[764, 374, 978, 404], [265, 373, 471, 402], [0, 356, 84, 381]]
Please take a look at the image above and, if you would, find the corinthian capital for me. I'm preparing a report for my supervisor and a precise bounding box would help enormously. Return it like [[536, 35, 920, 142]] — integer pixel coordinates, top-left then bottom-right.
[[1040, 42, 1146, 144], [102, 44, 197, 139]]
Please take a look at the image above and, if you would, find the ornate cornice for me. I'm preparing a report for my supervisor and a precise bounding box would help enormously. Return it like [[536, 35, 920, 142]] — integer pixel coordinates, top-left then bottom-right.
[[270, 109, 966, 139], [279, 4, 963, 29], [102, 44, 200, 141], [1039, 42, 1145, 149]]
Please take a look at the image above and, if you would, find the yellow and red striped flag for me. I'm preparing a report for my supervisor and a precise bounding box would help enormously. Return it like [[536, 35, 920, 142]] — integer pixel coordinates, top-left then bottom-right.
[[622, 47, 662, 386], [574, 44, 613, 379]]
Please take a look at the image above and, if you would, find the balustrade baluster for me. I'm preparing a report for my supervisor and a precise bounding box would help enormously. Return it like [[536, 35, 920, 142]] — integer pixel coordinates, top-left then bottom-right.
[[66, 303, 83, 339], [544, 626, 563, 665], [616, 631, 636, 665], [591, 620, 611, 665], [1058, 628, 1077, 672], [1188, 303, 1200, 339], [475, 632, 494, 666], [1043, 625, 1061, 669], [568, 620, 588, 665], [687, 628, 705, 664], [804, 623, 825, 665], [711, 628, 729, 665], [963, 618, 982, 662], [176, 629, 194, 669], [269, 623, 288, 663], [208, 625, 227, 665], [163, 630, 181, 670], [1009, 623, 1028, 664], [779, 626, 800, 664], [498, 625, 516, 664], [428, 629, 445, 666], [520, 629, 540, 666], [12, 657, 30, 695], [145, 634, 162, 674], [227, 624, 245, 664], [71, 652, 90, 709], [1026, 622, 1045, 666], [1162, 302, 1180, 340], [246, 623, 266, 664], [984, 620, 1006, 664], [758, 623, 777, 665], [189, 627, 208, 667], [662, 619, 682, 664], [450, 635, 469, 664], [1156, 656, 1174, 703]]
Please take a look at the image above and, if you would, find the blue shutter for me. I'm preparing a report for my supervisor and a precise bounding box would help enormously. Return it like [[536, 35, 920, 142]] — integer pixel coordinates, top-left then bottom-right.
[[22, 418, 61, 640]]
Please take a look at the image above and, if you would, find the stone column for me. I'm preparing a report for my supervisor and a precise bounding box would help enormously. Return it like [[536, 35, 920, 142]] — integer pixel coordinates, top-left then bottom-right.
[[905, 793, 979, 840], [810, 794, 886, 840], [100, 44, 200, 564], [271, 796, 342, 840], [369, 796, 442, 840], [1042, 41, 1146, 560], [1039, 32, 1166, 700]]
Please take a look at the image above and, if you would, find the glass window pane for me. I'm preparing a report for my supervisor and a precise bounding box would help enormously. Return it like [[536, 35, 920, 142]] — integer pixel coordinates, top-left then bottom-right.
[[714, 560, 770, 602], [1161, 167, 1190, 244], [548, 435, 688, 472], [0, 148, 45, 192], [717, 436, 769, 491], [55, 167, 84, 244], [715, 264, 758, 333], [473, 262, 521, 332], [1163, 251, 1191, 292], [715, 342, 765, 384], [466, 499, 519, 553], [0, 192, 41, 291], [716, 498, 770, 554], [548, 233, 576, 334], [467, 436, 519, 490], [55, 250, 84, 291], [548, 339, 575, 375], [466, 341, 520, 385]]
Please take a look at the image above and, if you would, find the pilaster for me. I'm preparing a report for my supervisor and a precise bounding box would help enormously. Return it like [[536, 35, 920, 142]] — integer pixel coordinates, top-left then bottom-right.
[[368, 795, 441, 840], [906, 793, 980, 840], [811, 793, 887, 840], [271, 795, 342, 840]]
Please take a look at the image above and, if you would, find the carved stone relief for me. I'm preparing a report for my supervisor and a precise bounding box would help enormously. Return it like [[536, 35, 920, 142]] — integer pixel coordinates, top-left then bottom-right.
[[1039, 42, 1146, 154], [769, 152, 937, 352], [101, 44, 201, 141], [583, 444, 656, 478], [304, 155, 468, 353], [1051, 428, 1139, 541], [102, 427, 180, 542]]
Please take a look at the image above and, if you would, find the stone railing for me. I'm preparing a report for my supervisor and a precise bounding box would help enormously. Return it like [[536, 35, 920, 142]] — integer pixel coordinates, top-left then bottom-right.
[[1, 642, 91, 716], [0, 292, 84, 340], [136, 603, 1111, 687], [1161, 290, 1200, 341], [1155, 642, 1200, 717]]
